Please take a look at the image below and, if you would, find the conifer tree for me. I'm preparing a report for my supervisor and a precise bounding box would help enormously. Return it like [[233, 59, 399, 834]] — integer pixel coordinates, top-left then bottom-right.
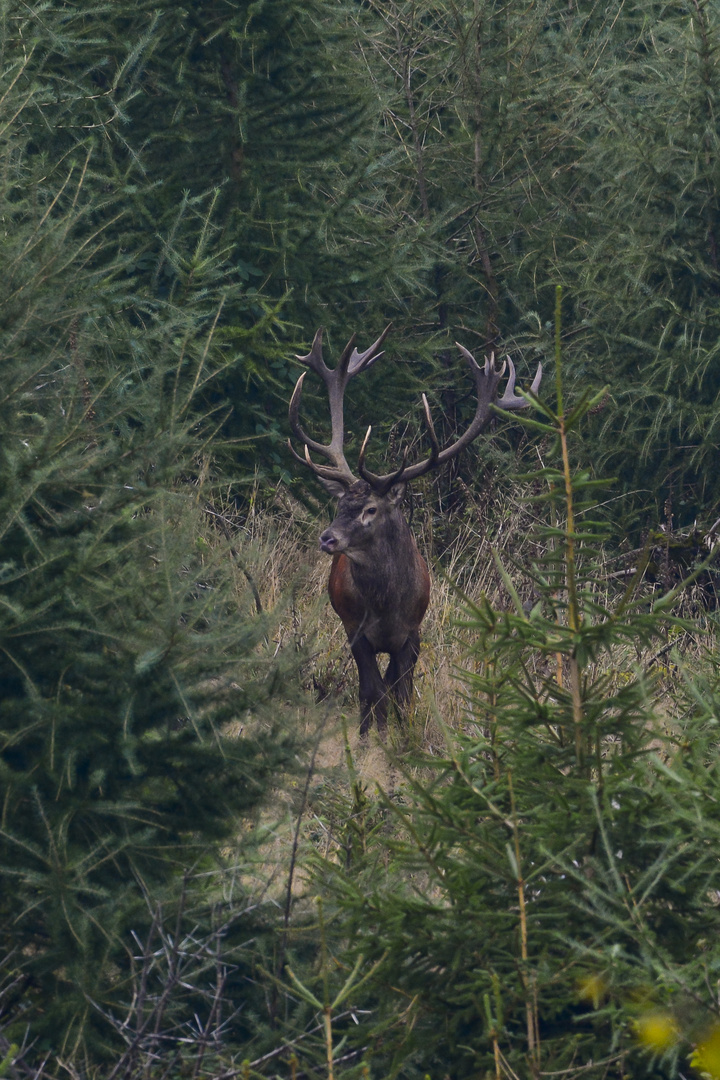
[[0, 0, 371, 477], [0, 15, 299, 1055], [347, 0, 720, 526], [550, 0, 720, 526]]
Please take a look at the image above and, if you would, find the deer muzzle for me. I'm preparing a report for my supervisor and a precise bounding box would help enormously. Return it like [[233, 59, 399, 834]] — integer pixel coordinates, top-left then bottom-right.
[[319, 529, 340, 554]]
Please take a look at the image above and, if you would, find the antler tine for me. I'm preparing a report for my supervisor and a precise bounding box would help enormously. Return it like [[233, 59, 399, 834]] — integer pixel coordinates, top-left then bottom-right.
[[358, 403, 434, 492], [294, 326, 328, 376], [358, 423, 409, 495], [347, 324, 392, 376], [361, 342, 540, 489], [287, 437, 308, 467], [421, 393, 441, 465], [288, 373, 334, 457], [391, 342, 505, 483], [485, 350, 507, 380], [357, 424, 378, 485], [289, 326, 396, 489], [455, 342, 506, 381], [288, 370, 356, 485], [455, 341, 481, 373], [334, 332, 359, 383], [301, 444, 356, 483], [358, 425, 373, 469], [496, 356, 543, 411], [505, 354, 518, 394], [286, 438, 352, 487], [289, 327, 540, 493]]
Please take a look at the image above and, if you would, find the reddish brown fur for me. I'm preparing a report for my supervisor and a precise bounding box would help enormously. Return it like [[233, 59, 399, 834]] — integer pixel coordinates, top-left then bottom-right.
[[328, 554, 364, 636]]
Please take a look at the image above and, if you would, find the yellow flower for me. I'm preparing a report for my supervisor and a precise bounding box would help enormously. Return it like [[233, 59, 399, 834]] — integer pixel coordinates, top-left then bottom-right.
[[577, 974, 606, 1009], [691, 1026, 720, 1079], [634, 1011, 679, 1051]]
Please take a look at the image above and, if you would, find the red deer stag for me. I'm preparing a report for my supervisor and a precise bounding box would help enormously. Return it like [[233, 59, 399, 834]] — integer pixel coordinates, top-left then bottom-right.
[[288, 327, 541, 736]]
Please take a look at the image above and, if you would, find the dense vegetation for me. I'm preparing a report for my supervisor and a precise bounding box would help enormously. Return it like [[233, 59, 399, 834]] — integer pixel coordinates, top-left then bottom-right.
[[1, 1, 720, 1077]]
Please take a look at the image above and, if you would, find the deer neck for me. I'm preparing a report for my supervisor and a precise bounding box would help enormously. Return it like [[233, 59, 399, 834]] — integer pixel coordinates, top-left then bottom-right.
[[346, 511, 419, 604]]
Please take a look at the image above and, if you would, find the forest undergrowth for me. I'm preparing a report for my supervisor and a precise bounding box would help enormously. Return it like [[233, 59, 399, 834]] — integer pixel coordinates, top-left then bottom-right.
[[165, 318, 720, 1080], [5, 415, 720, 1080]]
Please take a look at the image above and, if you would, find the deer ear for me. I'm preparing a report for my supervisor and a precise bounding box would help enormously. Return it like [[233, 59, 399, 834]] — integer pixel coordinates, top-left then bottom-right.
[[386, 481, 407, 504], [318, 477, 349, 499]]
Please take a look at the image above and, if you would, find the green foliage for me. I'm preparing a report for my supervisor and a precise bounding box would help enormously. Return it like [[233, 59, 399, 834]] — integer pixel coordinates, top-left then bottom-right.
[[16, 0, 430, 472], [6, 0, 720, 1072], [540, 0, 720, 525], [0, 32, 299, 1057], [345, 0, 720, 524], [11, 0, 720, 518]]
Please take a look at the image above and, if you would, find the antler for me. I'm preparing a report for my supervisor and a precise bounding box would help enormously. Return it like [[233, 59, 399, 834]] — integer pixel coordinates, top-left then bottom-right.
[[288, 329, 541, 494], [357, 344, 542, 492], [287, 326, 392, 488]]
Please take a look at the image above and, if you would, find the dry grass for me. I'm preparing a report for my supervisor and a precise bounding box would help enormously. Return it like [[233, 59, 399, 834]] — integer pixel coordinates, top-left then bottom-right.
[[208, 477, 716, 901]]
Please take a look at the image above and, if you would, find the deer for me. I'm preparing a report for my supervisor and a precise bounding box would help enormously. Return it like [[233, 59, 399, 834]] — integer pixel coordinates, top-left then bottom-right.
[[288, 326, 541, 737]]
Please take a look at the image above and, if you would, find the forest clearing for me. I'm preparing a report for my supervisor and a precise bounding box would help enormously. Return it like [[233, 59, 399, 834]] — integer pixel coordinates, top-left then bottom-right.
[[2, 2, 720, 1078]]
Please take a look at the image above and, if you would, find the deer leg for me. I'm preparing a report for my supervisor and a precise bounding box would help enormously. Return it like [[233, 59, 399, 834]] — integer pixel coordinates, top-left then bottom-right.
[[350, 636, 388, 736], [385, 630, 421, 721]]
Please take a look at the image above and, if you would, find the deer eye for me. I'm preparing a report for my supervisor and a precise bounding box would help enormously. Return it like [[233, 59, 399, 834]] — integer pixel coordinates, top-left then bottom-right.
[[365, 506, 377, 517]]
